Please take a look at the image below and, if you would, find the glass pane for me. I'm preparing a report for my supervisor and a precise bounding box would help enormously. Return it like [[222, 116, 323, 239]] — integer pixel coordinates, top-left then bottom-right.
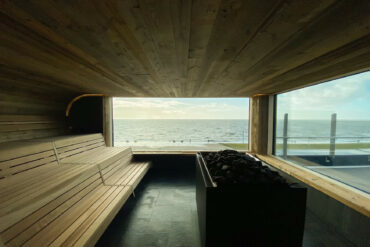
[[275, 71, 370, 193], [113, 98, 249, 152]]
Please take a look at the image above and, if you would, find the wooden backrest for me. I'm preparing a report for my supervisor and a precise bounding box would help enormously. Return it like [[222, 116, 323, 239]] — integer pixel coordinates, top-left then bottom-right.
[[54, 133, 106, 161], [0, 141, 58, 179], [0, 135, 105, 232], [0, 133, 144, 246], [0, 161, 101, 233]]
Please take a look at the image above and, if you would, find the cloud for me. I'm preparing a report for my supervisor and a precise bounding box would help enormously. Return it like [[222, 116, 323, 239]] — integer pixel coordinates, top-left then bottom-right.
[[114, 98, 185, 109], [113, 98, 249, 119], [113, 71, 370, 120], [277, 71, 370, 120]]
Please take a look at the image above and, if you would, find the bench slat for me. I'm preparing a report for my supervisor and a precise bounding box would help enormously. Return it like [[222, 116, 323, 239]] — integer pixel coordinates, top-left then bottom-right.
[[3, 177, 103, 246], [0, 150, 55, 169], [58, 143, 106, 160], [0, 133, 151, 247], [0, 155, 57, 178], [53, 134, 104, 148], [104, 163, 137, 186], [51, 186, 131, 247], [0, 165, 93, 205], [1, 173, 102, 244], [23, 185, 115, 246], [0, 163, 60, 198], [0, 142, 54, 162], [0, 165, 100, 232], [56, 139, 105, 155], [127, 163, 151, 189]]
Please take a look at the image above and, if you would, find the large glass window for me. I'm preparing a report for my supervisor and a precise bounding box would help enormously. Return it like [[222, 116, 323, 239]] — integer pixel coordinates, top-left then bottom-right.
[[113, 98, 249, 151], [275, 71, 370, 193]]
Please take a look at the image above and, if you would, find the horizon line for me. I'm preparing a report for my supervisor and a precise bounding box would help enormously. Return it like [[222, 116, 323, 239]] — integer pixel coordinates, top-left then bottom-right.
[[113, 118, 370, 120]]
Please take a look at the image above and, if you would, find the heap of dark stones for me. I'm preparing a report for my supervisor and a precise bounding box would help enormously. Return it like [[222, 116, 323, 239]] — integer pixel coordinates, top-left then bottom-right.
[[202, 150, 288, 186]]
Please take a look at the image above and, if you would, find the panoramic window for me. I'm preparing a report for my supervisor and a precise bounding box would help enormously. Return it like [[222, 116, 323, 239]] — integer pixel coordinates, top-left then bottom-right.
[[275, 71, 370, 193], [113, 98, 249, 152]]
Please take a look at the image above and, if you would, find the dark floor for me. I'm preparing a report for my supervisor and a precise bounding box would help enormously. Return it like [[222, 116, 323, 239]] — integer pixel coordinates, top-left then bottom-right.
[[96, 167, 355, 247]]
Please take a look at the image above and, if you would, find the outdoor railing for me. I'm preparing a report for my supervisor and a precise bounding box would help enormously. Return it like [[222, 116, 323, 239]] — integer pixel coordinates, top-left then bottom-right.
[[278, 113, 370, 158]]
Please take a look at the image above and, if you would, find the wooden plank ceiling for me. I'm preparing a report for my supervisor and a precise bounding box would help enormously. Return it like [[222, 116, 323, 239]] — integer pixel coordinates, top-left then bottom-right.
[[1, 0, 370, 97]]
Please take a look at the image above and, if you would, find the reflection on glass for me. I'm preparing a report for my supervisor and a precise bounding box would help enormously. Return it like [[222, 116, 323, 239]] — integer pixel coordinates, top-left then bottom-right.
[[275, 71, 370, 193]]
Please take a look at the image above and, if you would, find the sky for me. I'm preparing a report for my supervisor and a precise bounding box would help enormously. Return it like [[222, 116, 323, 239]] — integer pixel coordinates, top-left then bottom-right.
[[113, 98, 249, 119], [277, 71, 370, 120], [113, 71, 370, 120]]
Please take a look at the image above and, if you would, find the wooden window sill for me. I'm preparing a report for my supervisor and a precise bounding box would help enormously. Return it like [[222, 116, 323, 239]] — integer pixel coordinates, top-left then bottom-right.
[[256, 154, 370, 217]]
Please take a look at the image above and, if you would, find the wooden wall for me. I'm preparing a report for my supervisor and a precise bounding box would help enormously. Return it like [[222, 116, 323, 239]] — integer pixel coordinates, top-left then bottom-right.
[[0, 84, 70, 143]]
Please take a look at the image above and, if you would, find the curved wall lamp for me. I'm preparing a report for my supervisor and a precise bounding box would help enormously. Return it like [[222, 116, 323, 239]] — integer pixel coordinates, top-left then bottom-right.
[[65, 94, 104, 117]]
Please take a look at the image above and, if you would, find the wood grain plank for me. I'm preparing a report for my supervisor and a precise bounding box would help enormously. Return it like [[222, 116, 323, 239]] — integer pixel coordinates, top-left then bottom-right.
[[2, 174, 102, 245], [127, 162, 151, 189], [217, 0, 337, 96], [22, 185, 114, 246], [54, 134, 104, 148], [195, 0, 282, 96], [66, 186, 131, 247], [186, 0, 222, 96], [52, 186, 131, 247], [235, 0, 370, 95], [0, 165, 99, 232]]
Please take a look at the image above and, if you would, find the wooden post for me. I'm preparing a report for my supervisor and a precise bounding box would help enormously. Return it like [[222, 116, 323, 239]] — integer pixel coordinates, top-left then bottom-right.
[[330, 113, 337, 157], [249, 95, 274, 155], [103, 97, 113, 147], [283, 113, 288, 159]]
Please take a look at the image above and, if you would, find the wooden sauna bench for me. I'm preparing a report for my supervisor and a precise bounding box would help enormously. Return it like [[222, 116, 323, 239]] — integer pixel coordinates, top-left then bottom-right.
[[0, 133, 151, 246]]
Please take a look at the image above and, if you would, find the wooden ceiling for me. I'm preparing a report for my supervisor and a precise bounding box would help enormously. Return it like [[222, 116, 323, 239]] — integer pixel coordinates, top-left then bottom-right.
[[1, 0, 370, 97]]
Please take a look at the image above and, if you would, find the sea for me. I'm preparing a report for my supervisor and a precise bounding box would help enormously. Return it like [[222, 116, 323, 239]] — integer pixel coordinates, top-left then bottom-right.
[[113, 119, 370, 146]]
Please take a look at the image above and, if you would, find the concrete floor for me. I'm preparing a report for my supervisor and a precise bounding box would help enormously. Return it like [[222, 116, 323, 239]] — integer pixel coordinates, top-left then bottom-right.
[[96, 168, 355, 247]]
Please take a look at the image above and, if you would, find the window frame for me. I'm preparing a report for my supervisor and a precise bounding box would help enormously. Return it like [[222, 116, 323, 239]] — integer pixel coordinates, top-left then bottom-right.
[[255, 85, 370, 217]]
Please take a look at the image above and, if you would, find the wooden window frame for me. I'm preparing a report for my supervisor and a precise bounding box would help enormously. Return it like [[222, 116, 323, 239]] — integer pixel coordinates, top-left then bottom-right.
[[248, 94, 370, 217]]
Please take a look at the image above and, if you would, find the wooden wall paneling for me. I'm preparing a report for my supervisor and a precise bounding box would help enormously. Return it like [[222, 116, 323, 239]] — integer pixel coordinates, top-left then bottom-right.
[[1, 0, 370, 97], [0, 6, 143, 96], [115, 0, 177, 96], [117, 1, 170, 96], [129, 0, 192, 96], [259, 34, 370, 94], [194, 0, 282, 96], [217, 0, 337, 96], [0, 85, 68, 143], [0, 67, 77, 98], [234, 0, 370, 95], [53, 0, 159, 96], [187, 0, 222, 96], [0, 84, 68, 109]]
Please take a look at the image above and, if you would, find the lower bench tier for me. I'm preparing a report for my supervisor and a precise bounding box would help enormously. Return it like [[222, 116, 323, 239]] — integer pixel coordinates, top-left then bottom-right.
[[0, 162, 150, 247]]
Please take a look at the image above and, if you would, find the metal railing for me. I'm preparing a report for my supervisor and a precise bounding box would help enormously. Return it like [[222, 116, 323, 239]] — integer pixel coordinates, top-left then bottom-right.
[[278, 113, 370, 158]]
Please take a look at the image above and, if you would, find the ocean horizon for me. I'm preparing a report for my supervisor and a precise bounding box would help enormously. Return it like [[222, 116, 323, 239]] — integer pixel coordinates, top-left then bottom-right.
[[113, 119, 370, 146]]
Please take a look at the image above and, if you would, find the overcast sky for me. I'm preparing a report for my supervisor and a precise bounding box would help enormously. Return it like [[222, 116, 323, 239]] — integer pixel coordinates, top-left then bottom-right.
[[113, 98, 249, 119], [277, 71, 370, 120], [113, 71, 370, 120]]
